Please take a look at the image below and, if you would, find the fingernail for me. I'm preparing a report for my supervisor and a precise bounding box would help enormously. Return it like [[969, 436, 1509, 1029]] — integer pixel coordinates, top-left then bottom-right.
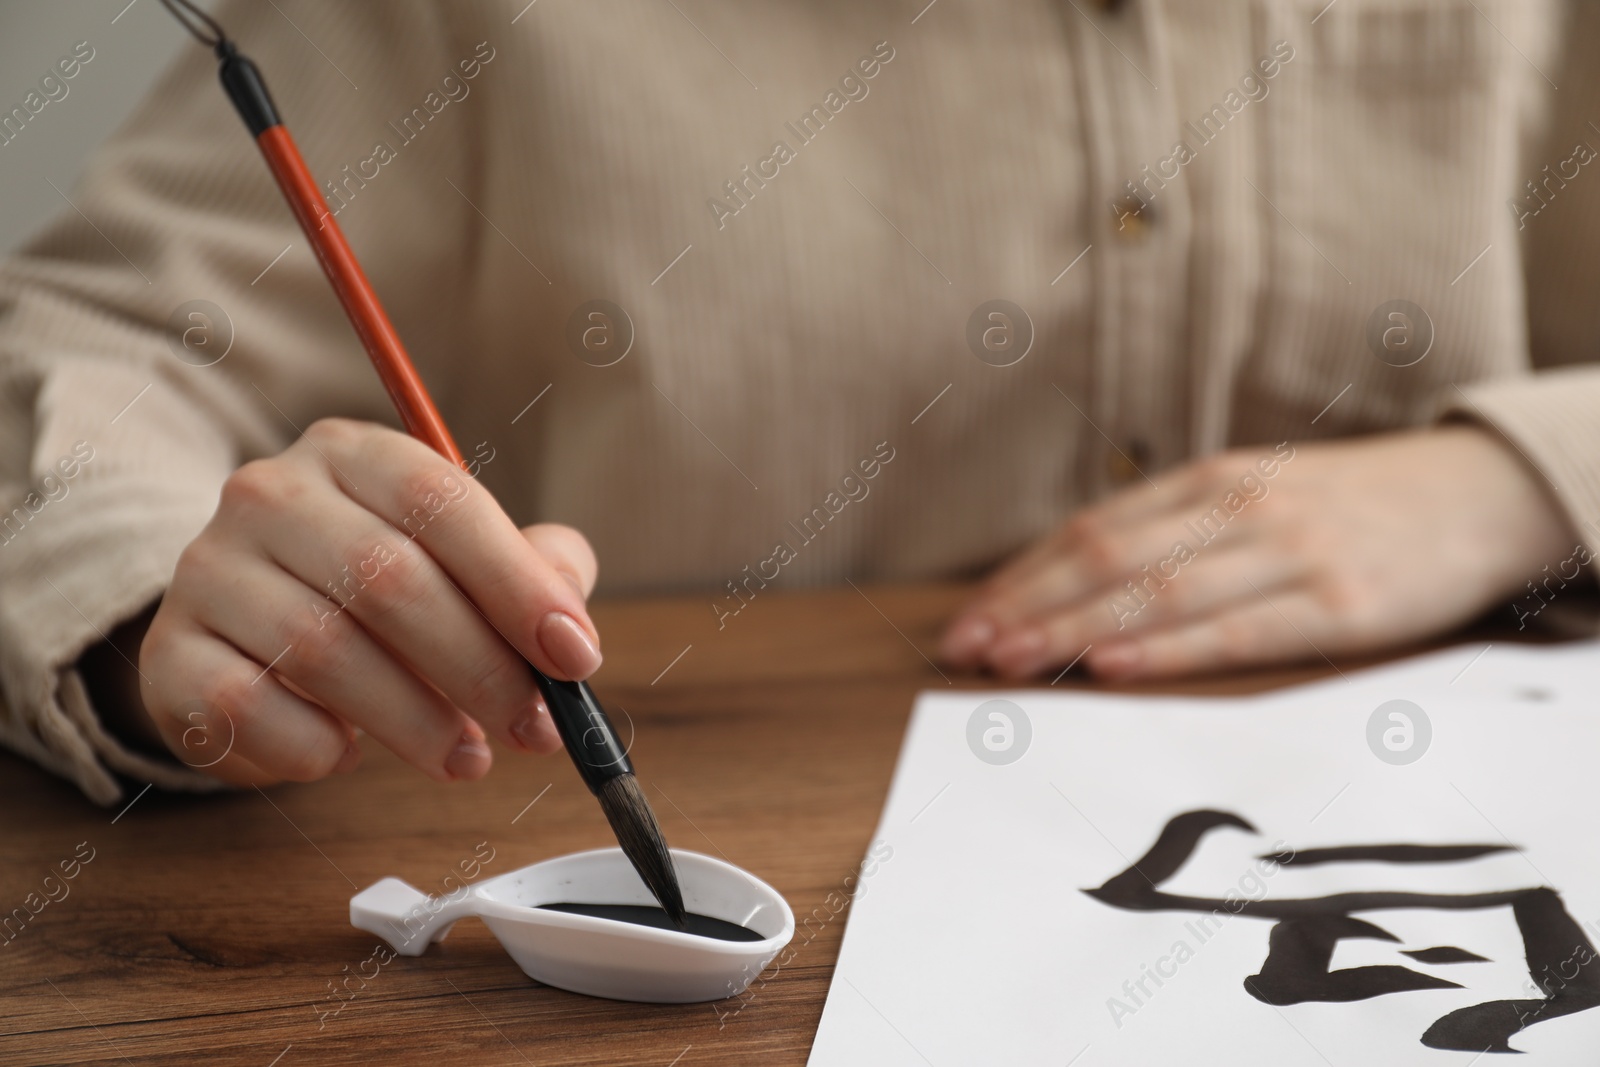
[[444, 731, 492, 781], [510, 698, 547, 751], [334, 739, 362, 774], [511, 711, 537, 751], [538, 611, 603, 679], [511, 696, 559, 754], [940, 614, 996, 662], [1093, 643, 1142, 677], [988, 627, 1048, 674]]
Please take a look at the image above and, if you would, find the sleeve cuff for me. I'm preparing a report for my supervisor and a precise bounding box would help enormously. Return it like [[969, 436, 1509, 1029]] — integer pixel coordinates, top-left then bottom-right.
[[1439, 367, 1600, 636], [1439, 367, 1600, 553], [0, 414, 234, 805]]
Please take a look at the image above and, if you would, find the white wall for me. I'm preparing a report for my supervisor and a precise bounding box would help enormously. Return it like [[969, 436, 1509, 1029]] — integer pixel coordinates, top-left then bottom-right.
[[0, 0, 200, 253]]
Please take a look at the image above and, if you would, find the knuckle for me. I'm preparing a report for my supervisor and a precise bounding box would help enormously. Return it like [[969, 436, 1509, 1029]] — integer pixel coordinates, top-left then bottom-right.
[[1315, 573, 1373, 622], [303, 417, 361, 451], [198, 666, 267, 729], [218, 459, 286, 512], [280, 733, 345, 783], [460, 649, 531, 719], [1277, 520, 1318, 559], [1152, 574, 1191, 618], [281, 602, 361, 679], [1212, 616, 1260, 666], [397, 460, 448, 502], [338, 539, 427, 619], [1062, 513, 1099, 547], [1133, 640, 1184, 677], [394, 466, 472, 537], [138, 613, 180, 677], [171, 534, 221, 586], [1190, 452, 1234, 484], [1248, 485, 1287, 517], [1077, 528, 1124, 574]]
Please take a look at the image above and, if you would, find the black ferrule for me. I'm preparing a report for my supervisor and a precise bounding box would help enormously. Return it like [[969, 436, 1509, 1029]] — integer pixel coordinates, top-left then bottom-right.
[[535, 668, 633, 793], [216, 41, 280, 135]]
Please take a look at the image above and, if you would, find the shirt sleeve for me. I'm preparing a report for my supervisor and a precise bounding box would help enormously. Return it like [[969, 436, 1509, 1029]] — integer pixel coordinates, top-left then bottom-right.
[[1436, 0, 1600, 635], [0, 0, 479, 803], [1439, 368, 1600, 575]]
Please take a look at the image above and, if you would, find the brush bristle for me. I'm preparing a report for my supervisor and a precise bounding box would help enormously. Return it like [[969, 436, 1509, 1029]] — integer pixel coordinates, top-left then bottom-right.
[[596, 774, 686, 926]]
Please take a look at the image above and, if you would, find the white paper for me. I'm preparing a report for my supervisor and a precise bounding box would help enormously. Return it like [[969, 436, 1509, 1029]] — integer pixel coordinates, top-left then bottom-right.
[[808, 641, 1600, 1065]]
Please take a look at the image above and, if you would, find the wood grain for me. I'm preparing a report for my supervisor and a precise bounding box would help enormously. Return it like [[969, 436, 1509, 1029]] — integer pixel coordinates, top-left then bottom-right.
[[0, 583, 1431, 1065]]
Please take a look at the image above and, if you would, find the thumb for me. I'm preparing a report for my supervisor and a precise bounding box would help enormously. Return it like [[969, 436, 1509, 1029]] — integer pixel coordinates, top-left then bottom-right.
[[520, 523, 598, 600]]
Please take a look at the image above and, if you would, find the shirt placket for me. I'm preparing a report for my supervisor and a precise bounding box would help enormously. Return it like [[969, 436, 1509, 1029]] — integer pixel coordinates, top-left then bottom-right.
[[1069, 0, 1192, 498]]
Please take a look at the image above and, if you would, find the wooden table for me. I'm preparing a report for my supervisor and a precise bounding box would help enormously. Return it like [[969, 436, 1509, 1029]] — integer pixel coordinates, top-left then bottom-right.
[[1, 583, 1407, 1065]]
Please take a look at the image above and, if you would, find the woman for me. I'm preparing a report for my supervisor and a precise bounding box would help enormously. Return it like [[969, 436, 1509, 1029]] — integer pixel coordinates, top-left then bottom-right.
[[0, 0, 1593, 804]]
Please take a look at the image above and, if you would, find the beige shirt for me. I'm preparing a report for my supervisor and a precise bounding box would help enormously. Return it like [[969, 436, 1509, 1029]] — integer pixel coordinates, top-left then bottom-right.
[[2, 0, 1596, 803]]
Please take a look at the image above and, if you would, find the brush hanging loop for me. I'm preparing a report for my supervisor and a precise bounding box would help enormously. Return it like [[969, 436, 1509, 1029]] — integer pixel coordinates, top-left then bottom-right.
[[157, 0, 230, 52]]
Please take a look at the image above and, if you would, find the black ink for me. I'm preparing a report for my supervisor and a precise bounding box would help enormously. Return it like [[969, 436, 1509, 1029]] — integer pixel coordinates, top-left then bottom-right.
[[1403, 946, 1489, 964], [1090, 810, 1255, 901], [1246, 916, 1462, 1005], [1085, 809, 1600, 1054], [1266, 844, 1514, 867], [536, 903, 763, 942], [1420, 888, 1600, 1053]]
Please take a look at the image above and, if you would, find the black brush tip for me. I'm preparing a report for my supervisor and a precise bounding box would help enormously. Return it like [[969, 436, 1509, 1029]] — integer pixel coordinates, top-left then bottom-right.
[[596, 774, 686, 927]]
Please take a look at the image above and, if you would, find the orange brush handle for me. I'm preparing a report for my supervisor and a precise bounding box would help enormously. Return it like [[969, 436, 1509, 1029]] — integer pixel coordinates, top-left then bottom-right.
[[253, 125, 464, 468]]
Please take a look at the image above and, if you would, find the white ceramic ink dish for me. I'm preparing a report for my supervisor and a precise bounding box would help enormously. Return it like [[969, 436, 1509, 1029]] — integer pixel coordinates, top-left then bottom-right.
[[350, 848, 795, 1003]]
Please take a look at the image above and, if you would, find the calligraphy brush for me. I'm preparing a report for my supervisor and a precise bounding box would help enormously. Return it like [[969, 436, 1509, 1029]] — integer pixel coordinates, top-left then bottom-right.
[[156, 0, 686, 926]]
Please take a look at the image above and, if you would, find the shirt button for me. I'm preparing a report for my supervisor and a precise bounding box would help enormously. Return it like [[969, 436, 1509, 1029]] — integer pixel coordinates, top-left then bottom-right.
[[1111, 195, 1154, 239], [1107, 440, 1150, 485]]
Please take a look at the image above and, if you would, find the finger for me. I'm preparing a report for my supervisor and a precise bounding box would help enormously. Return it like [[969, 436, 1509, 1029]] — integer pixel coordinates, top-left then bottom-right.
[[980, 452, 1258, 608], [220, 471, 547, 753], [983, 475, 1197, 599], [982, 544, 1306, 677], [1083, 589, 1333, 681], [993, 507, 1245, 628], [522, 523, 599, 599], [175, 540, 491, 782], [1052, 466, 1207, 538], [143, 619, 357, 784], [943, 493, 1247, 667], [303, 421, 603, 681]]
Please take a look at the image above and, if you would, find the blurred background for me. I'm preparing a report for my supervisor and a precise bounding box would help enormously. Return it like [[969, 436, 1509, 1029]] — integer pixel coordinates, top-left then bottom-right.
[[0, 0, 205, 254]]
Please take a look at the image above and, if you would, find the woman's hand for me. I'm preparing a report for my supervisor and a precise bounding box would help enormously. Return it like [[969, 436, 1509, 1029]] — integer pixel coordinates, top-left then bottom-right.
[[138, 418, 602, 786], [940, 426, 1577, 680]]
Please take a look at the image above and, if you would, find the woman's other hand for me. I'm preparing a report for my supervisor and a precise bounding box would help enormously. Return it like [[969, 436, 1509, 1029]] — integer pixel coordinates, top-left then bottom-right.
[[941, 427, 1579, 680]]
